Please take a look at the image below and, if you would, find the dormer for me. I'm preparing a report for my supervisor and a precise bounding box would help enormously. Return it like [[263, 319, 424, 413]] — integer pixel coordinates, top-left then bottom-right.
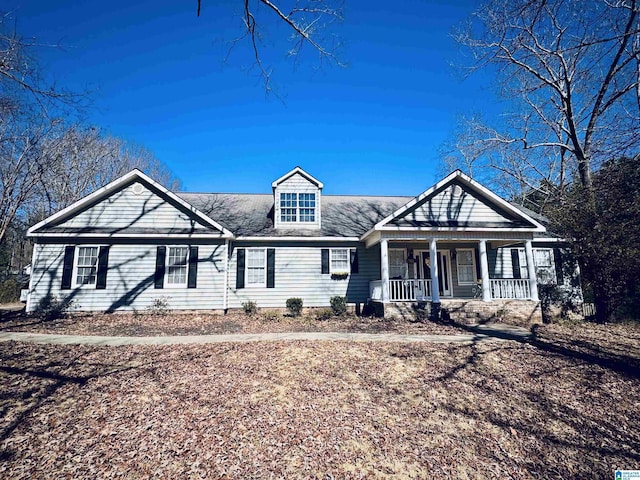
[[272, 167, 323, 230]]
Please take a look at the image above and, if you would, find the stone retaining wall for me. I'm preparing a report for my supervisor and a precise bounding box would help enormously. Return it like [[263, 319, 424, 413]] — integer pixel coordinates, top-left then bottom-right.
[[378, 299, 542, 329]]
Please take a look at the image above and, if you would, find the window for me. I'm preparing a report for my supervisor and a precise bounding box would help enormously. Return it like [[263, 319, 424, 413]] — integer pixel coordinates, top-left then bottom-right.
[[456, 249, 476, 285], [330, 248, 349, 273], [75, 246, 98, 286], [166, 246, 188, 286], [299, 193, 316, 222], [280, 192, 316, 223], [534, 248, 555, 284], [534, 249, 552, 267], [280, 193, 297, 222], [246, 249, 266, 286], [389, 249, 407, 279]]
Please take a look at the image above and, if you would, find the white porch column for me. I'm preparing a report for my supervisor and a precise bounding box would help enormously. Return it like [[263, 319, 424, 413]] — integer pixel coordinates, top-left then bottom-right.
[[429, 238, 440, 303], [524, 240, 539, 301], [478, 239, 492, 302], [380, 239, 390, 302]]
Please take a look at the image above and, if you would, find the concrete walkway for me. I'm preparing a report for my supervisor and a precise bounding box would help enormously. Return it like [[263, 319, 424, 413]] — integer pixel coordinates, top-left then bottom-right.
[[0, 324, 531, 346]]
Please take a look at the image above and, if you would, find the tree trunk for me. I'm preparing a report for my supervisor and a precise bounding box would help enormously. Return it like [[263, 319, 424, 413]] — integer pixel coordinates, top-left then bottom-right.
[[593, 290, 612, 324]]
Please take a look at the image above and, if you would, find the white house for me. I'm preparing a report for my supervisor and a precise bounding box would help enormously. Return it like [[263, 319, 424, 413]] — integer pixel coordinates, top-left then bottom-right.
[[26, 167, 572, 324]]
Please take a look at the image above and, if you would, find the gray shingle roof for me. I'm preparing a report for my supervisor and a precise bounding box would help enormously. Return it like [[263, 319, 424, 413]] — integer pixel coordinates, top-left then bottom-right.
[[178, 193, 410, 237], [178, 192, 557, 238]]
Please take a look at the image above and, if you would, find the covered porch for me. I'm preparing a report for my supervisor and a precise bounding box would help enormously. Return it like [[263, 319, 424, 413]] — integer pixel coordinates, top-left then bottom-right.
[[368, 237, 540, 303], [360, 170, 546, 311]]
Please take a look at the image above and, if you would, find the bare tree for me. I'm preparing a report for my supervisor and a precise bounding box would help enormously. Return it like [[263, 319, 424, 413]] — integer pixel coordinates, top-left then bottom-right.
[[448, 0, 640, 200], [30, 127, 181, 219], [198, 0, 344, 94], [0, 12, 179, 245]]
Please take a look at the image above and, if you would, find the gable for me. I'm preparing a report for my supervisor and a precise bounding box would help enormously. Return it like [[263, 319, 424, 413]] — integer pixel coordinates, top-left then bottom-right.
[[29, 170, 233, 238], [365, 171, 546, 236], [277, 172, 319, 192], [271, 166, 323, 189], [390, 180, 526, 228]]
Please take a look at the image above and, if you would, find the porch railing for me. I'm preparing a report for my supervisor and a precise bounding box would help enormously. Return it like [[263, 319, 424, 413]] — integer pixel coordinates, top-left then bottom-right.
[[490, 279, 531, 300], [388, 279, 432, 302], [370, 278, 533, 302], [369, 280, 432, 302]]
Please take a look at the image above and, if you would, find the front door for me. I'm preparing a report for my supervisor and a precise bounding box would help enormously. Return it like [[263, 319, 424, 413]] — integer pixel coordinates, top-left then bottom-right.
[[416, 250, 452, 297]]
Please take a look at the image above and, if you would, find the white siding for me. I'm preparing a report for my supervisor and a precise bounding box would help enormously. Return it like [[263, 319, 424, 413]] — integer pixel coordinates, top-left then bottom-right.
[[278, 173, 319, 191], [58, 182, 212, 231], [395, 184, 514, 225], [227, 243, 379, 308], [28, 241, 227, 312], [490, 248, 514, 279]]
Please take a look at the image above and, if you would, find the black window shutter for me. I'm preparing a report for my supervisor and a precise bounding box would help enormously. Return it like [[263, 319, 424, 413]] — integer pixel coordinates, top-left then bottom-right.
[[236, 248, 245, 289], [61, 246, 75, 290], [266, 248, 275, 288], [155, 246, 166, 289], [511, 249, 521, 279], [474, 247, 481, 280], [188, 246, 198, 288], [553, 248, 563, 284], [350, 248, 359, 274], [321, 249, 329, 274], [96, 246, 110, 289]]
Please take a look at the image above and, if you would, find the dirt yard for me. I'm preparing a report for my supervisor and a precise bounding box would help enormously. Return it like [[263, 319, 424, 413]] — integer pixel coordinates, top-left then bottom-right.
[[0, 309, 464, 336], [1, 334, 639, 479]]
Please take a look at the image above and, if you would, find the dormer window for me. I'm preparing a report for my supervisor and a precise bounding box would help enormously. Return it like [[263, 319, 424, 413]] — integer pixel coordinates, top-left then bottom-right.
[[273, 167, 322, 229], [279, 192, 316, 223]]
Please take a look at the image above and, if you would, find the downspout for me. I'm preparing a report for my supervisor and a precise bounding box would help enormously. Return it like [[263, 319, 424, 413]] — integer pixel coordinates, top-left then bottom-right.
[[223, 239, 230, 313], [25, 241, 39, 313]]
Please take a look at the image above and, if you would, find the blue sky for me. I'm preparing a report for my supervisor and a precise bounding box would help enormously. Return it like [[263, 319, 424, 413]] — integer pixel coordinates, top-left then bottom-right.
[[7, 0, 499, 195]]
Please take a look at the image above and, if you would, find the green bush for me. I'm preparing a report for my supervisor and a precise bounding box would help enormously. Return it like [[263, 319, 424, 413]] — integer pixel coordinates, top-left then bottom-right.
[[34, 295, 76, 321], [329, 296, 348, 316], [0, 278, 21, 303], [314, 308, 334, 321], [242, 300, 258, 316], [286, 297, 303, 317]]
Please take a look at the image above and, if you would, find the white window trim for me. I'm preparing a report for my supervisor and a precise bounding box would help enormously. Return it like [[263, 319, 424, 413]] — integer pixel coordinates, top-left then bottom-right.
[[164, 245, 189, 289], [533, 248, 553, 267], [330, 248, 350, 274], [516, 248, 528, 279], [456, 248, 476, 285], [245, 248, 267, 287], [279, 192, 317, 224], [73, 245, 100, 288], [297, 193, 317, 223]]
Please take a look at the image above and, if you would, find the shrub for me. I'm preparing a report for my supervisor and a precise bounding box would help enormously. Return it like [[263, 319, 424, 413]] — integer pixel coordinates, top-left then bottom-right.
[[314, 308, 334, 321], [146, 296, 170, 316], [34, 295, 76, 321], [242, 300, 258, 316], [0, 278, 21, 303], [329, 296, 348, 316], [286, 297, 303, 317]]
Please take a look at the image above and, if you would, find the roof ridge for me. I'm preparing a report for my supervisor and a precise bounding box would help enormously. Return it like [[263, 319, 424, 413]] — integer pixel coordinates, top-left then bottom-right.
[[178, 192, 413, 198]]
